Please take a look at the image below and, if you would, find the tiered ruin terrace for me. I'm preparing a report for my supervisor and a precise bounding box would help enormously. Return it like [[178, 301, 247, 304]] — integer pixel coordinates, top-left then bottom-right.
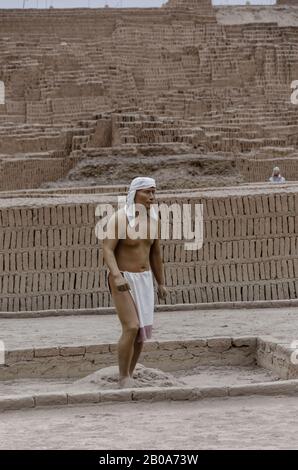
[[0, 2, 298, 190]]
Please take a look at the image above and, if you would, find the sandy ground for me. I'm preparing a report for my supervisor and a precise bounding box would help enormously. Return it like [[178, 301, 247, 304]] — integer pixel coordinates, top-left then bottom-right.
[[1, 395, 298, 450], [0, 365, 278, 396], [1, 307, 298, 350], [175, 365, 278, 387], [0, 306, 296, 449]]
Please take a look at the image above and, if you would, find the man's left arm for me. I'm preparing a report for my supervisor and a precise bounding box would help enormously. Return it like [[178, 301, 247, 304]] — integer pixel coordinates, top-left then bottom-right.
[[149, 237, 167, 300]]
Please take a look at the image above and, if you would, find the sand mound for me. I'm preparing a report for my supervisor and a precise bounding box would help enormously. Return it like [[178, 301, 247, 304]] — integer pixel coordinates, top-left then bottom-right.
[[70, 364, 185, 391]]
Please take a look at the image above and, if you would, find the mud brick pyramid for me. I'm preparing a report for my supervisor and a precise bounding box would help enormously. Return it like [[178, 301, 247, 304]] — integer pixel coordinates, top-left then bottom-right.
[[0, 1, 298, 312], [0, 1, 298, 189], [277, 0, 298, 5]]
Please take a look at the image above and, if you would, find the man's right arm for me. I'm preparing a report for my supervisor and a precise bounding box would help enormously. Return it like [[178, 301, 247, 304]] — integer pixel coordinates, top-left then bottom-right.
[[103, 211, 130, 291], [103, 213, 121, 277]]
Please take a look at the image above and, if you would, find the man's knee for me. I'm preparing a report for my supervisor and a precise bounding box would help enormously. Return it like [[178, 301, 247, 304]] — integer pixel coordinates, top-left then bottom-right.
[[124, 323, 140, 337]]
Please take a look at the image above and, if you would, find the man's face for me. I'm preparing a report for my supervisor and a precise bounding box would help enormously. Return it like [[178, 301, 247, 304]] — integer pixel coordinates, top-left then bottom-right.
[[273, 168, 280, 176], [135, 187, 156, 209]]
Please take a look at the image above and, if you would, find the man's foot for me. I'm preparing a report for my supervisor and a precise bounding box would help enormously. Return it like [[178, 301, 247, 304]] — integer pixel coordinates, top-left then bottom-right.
[[119, 376, 135, 389]]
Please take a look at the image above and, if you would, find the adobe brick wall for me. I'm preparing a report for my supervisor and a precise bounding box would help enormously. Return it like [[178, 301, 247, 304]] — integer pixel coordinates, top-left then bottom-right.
[[0, 185, 298, 312], [236, 158, 298, 183], [277, 0, 298, 4], [257, 336, 298, 380], [0, 337, 256, 380], [165, 0, 214, 14], [0, 157, 77, 191]]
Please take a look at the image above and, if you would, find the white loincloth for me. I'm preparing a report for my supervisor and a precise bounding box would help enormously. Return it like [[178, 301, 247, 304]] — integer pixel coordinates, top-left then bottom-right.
[[122, 270, 154, 343]]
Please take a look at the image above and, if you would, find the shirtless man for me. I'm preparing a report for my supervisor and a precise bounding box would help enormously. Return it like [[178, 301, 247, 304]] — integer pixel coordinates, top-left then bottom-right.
[[103, 177, 167, 388]]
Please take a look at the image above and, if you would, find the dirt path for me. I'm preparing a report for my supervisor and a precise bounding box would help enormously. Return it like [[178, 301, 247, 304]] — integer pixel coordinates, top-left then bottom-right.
[[1, 395, 298, 450], [1, 307, 298, 350]]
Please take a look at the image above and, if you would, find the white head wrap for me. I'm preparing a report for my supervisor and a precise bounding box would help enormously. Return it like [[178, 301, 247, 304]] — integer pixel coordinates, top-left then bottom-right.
[[124, 177, 158, 227]]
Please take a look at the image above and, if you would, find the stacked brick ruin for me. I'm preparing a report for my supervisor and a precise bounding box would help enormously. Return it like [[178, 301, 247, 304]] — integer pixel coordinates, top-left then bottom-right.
[[277, 0, 298, 4], [0, 4, 298, 189], [1, 3, 298, 311], [164, 0, 214, 13]]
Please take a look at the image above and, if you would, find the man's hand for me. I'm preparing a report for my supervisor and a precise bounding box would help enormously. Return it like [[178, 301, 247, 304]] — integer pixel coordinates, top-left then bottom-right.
[[114, 274, 131, 292], [157, 284, 168, 300]]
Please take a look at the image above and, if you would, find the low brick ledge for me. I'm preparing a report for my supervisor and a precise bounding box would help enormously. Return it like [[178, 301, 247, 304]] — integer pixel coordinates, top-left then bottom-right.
[[4, 336, 257, 359], [0, 335, 257, 382], [1, 299, 298, 318], [1, 380, 298, 412]]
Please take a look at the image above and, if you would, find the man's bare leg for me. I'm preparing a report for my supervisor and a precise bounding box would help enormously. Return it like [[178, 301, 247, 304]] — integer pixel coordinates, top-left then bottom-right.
[[109, 274, 139, 388], [117, 325, 138, 387], [129, 339, 144, 377]]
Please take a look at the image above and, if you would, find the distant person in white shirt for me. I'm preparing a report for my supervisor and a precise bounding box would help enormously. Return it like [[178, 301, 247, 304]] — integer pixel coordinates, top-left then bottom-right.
[[269, 167, 286, 183]]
